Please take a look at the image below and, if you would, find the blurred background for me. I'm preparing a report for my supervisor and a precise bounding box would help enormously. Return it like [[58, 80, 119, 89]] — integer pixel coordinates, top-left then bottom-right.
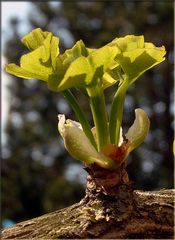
[[1, 1, 174, 227]]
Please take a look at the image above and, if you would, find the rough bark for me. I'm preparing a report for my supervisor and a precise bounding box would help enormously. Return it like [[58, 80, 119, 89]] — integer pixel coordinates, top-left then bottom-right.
[[2, 172, 174, 239]]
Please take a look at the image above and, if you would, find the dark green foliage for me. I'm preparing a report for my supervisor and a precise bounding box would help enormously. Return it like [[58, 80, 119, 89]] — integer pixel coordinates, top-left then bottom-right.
[[2, 1, 174, 223]]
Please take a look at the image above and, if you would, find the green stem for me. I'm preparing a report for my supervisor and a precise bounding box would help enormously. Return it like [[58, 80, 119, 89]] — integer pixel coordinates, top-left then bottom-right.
[[109, 80, 129, 145], [87, 85, 110, 151], [62, 89, 97, 150]]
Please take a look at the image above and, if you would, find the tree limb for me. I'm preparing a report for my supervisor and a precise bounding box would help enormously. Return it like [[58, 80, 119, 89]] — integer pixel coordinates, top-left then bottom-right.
[[2, 186, 174, 239]]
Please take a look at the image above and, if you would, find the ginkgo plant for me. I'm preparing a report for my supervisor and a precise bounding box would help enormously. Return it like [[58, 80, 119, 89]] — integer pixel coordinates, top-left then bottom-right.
[[5, 28, 166, 171]]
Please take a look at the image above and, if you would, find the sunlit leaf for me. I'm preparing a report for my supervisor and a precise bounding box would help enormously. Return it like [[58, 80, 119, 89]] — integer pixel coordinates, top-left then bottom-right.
[[111, 35, 144, 51], [62, 40, 89, 66], [57, 45, 119, 91], [102, 65, 120, 89], [57, 57, 91, 91], [6, 28, 60, 82], [5, 63, 48, 81], [21, 28, 49, 51], [20, 45, 53, 78], [110, 35, 166, 84], [117, 46, 166, 84], [51, 36, 59, 70]]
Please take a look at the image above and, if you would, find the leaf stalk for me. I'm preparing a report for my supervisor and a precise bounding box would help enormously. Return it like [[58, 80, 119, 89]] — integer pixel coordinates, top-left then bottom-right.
[[62, 89, 97, 150]]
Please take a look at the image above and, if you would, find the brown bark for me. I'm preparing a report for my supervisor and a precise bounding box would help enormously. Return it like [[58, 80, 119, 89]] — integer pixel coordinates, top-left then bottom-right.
[[2, 171, 174, 239]]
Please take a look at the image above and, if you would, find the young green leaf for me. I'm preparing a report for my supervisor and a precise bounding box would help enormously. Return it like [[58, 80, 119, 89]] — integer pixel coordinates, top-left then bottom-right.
[[102, 65, 120, 89], [117, 46, 166, 84], [5, 29, 165, 169], [109, 35, 165, 145], [62, 40, 89, 66], [21, 28, 47, 50], [110, 35, 144, 51], [57, 56, 91, 91], [110, 35, 166, 84], [57, 45, 120, 91], [6, 29, 59, 82], [5, 63, 48, 81]]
